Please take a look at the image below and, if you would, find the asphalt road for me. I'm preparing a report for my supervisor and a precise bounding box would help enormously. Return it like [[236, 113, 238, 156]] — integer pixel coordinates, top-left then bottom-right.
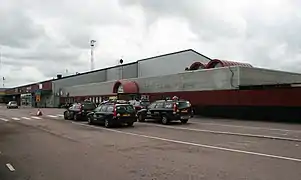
[[0, 106, 301, 180]]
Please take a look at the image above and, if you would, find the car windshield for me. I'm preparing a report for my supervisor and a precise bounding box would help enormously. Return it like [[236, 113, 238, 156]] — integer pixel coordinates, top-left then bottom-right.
[[9, 101, 17, 105], [116, 105, 135, 113], [140, 101, 150, 107]]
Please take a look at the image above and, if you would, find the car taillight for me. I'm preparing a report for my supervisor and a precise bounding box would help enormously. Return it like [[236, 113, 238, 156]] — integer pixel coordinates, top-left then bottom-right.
[[113, 105, 117, 117], [173, 103, 178, 114]]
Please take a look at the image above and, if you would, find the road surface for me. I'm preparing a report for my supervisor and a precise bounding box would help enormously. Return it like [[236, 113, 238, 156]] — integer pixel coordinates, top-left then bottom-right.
[[0, 107, 301, 180]]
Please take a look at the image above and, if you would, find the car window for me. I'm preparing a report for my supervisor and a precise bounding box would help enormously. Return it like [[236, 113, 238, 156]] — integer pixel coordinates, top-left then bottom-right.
[[100, 106, 107, 112], [177, 101, 191, 109], [116, 105, 135, 113], [148, 103, 157, 109], [81, 102, 96, 110], [94, 106, 102, 112], [164, 102, 174, 109], [106, 105, 114, 112], [155, 102, 164, 108]]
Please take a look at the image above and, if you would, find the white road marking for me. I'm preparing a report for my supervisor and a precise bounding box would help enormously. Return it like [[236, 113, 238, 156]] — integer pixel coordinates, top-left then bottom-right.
[[72, 122, 301, 163], [143, 123, 301, 142], [192, 121, 301, 133], [0, 118, 9, 122], [57, 114, 64, 117], [11, 117, 20, 121], [6, 163, 15, 171], [21, 117, 32, 120], [47, 115, 58, 118], [31, 116, 42, 120]]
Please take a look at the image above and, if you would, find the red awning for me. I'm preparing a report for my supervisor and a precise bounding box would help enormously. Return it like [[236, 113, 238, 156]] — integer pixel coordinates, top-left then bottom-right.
[[113, 80, 139, 94], [206, 59, 253, 69]]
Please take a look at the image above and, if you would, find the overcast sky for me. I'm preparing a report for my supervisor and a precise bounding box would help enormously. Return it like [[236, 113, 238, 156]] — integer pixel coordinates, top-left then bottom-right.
[[1, 0, 301, 87]]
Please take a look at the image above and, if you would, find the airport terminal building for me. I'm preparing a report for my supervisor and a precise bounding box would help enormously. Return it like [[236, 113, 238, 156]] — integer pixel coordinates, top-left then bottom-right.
[[4, 49, 301, 121]]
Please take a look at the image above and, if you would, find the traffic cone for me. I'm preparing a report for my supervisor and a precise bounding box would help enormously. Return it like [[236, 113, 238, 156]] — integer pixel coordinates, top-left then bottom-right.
[[36, 109, 43, 116]]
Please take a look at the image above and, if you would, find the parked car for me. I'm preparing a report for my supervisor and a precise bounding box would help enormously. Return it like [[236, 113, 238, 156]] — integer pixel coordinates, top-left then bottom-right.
[[7, 101, 18, 109], [63, 101, 97, 121], [136, 99, 192, 124], [87, 101, 137, 128], [133, 100, 150, 111]]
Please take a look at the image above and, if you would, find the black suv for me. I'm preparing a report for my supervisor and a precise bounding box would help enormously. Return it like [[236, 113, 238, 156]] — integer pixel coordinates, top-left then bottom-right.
[[64, 101, 97, 121], [87, 100, 137, 128], [137, 99, 192, 124]]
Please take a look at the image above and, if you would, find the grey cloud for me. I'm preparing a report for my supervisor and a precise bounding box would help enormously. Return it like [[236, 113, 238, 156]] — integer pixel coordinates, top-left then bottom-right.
[[119, 0, 301, 72], [0, 7, 45, 48]]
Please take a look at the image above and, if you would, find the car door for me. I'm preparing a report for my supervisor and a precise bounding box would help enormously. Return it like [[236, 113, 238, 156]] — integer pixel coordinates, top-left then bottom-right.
[[153, 102, 165, 119], [146, 102, 157, 118], [68, 104, 76, 118], [92, 106, 103, 122], [97, 105, 108, 123], [104, 105, 114, 120]]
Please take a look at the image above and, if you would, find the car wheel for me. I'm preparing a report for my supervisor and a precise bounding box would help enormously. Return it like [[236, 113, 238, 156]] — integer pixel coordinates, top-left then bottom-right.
[[181, 119, 188, 124], [64, 112, 68, 120], [74, 114, 79, 121], [104, 119, 111, 128], [88, 116, 94, 125], [138, 113, 145, 122], [161, 116, 169, 125], [127, 122, 134, 127]]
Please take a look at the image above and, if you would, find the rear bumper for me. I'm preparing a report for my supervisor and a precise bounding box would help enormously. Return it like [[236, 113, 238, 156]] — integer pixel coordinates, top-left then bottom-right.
[[7, 106, 18, 108], [170, 114, 191, 121], [113, 117, 137, 124]]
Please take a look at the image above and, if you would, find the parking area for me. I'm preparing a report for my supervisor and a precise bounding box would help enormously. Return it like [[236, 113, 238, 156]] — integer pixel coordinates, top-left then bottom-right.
[[0, 107, 301, 180]]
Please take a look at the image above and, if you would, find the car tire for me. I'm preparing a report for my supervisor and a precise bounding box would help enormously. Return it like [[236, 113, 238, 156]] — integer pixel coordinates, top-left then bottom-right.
[[64, 112, 68, 120], [74, 114, 79, 121], [138, 113, 145, 122], [104, 119, 111, 128], [87, 116, 94, 125], [127, 122, 134, 127], [161, 116, 169, 125], [181, 119, 188, 124]]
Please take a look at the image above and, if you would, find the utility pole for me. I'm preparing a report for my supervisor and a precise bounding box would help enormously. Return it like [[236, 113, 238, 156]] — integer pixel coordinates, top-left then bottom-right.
[[90, 40, 96, 71]]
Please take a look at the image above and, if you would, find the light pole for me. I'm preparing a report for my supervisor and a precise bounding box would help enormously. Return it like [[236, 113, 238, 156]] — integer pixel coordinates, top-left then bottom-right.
[[90, 40, 96, 71], [119, 59, 124, 79]]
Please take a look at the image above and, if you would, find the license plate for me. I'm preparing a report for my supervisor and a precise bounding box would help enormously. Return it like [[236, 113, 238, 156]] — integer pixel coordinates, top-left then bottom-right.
[[123, 114, 130, 117], [181, 116, 189, 119], [182, 110, 188, 112]]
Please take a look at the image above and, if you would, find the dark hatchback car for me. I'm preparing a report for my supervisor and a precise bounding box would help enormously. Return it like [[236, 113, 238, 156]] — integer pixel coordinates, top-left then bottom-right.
[[63, 101, 97, 121], [137, 99, 192, 125], [87, 102, 137, 128]]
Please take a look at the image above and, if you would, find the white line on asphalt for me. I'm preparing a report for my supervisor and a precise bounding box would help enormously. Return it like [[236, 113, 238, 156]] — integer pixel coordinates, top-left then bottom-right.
[[56, 114, 64, 117], [72, 122, 301, 163], [47, 115, 58, 118], [6, 163, 15, 171], [11, 117, 20, 121], [0, 118, 9, 122], [192, 121, 301, 133], [142, 123, 301, 142], [21, 117, 32, 120], [31, 116, 42, 120]]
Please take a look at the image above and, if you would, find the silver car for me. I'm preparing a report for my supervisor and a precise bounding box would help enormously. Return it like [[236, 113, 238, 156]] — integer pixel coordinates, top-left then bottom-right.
[[7, 101, 18, 109]]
